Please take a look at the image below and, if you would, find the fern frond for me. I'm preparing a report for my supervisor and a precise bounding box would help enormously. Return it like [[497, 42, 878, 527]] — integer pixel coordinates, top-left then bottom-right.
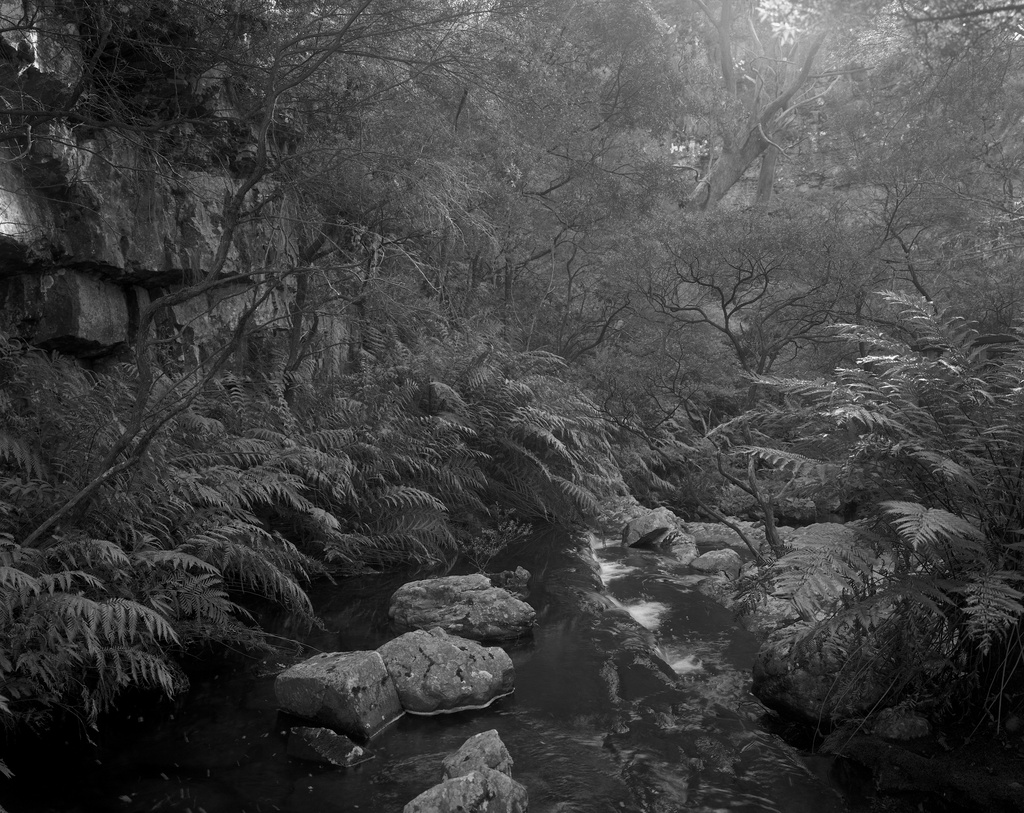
[[547, 475, 599, 515], [164, 572, 234, 627], [185, 528, 314, 619], [175, 411, 226, 438], [371, 486, 447, 514], [771, 526, 878, 620], [882, 501, 987, 563], [132, 548, 220, 575], [35, 569, 104, 596], [958, 570, 1024, 655], [740, 446, 827, 479], [93, 647, 181, 697], [0, 431, 47, 479]]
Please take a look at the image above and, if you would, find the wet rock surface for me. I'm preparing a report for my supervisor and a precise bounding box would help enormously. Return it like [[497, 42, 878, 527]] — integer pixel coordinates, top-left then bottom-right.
[[286, 726, 373, 767], [403, 767, 529, 813], [690, 548, 742, 577], [751, 619, 888, 727], [620, 507, 698, 564], [274, 650, 404, 739], [389, 574, 536, 641], [405, 730, 528, 813], [442, 729, 514, 778], [377, 628, 515, 714]]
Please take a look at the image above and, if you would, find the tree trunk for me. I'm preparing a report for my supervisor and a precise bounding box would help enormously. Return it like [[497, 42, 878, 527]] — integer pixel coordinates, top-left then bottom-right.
[[755, 143, 779, 208], [685, 23, 827, 211], [686, 126, 768, 210]]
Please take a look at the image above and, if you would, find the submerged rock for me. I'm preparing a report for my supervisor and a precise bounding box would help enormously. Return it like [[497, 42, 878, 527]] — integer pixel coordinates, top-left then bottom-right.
[[621, 751, 694, 811], [442, 729, 514, 779], [403, 768, 529, 813], [286, 726, 373, 767], [378, 628, 515, 714], [389, 574, 536, 641], [274, 650, 404, 739]]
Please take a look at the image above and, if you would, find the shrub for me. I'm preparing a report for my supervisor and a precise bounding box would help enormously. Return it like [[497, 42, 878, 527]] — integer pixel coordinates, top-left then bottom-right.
[[752, 294, 1024, 723], [460, 507, 533, 573], [0, 336, 318, 733]]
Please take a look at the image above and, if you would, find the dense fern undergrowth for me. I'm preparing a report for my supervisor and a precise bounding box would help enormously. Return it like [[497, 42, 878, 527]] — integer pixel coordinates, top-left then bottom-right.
[[743, 294, 1024, 725], [0, 328, 618, 744], [11, 288, 1023, 752]]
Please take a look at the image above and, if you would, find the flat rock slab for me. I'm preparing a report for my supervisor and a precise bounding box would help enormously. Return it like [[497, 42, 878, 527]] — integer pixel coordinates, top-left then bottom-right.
[[442, 729, 514, 779], [389, 574, 536, 641], [378, 628, 515, 714], [403, 768, 529, 813], [286, 726, 374, 767], [274, 650, 404, 739]]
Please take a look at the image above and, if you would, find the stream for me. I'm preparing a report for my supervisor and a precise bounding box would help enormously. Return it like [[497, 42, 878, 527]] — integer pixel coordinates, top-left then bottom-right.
[[1, 528, 848, 812]]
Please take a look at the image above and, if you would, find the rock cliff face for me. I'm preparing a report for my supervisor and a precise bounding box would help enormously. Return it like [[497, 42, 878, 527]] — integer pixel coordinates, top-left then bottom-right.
[[0, 7, 339, 364], [0, 131, 307, 359]]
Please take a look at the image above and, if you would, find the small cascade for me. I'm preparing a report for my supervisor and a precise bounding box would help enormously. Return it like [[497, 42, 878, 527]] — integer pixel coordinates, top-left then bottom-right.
[[590, 536, 847, 812]]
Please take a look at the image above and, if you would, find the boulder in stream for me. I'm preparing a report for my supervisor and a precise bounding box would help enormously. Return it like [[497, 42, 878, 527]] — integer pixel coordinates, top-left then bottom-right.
[[286, 726, 373, 767], [690, 548, 743, 578], [621, 507, 697, 564], [403, 767, 529, 813], [752, 620, 889, 728], [378, 628, 515, 714], [389, 574, 535, 641], [274, 650, 404, 739], [442, 729, 514, 779]]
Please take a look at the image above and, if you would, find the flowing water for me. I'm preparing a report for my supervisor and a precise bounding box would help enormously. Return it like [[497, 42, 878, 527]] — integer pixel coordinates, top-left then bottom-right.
[[2, 529, 847, 812]]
